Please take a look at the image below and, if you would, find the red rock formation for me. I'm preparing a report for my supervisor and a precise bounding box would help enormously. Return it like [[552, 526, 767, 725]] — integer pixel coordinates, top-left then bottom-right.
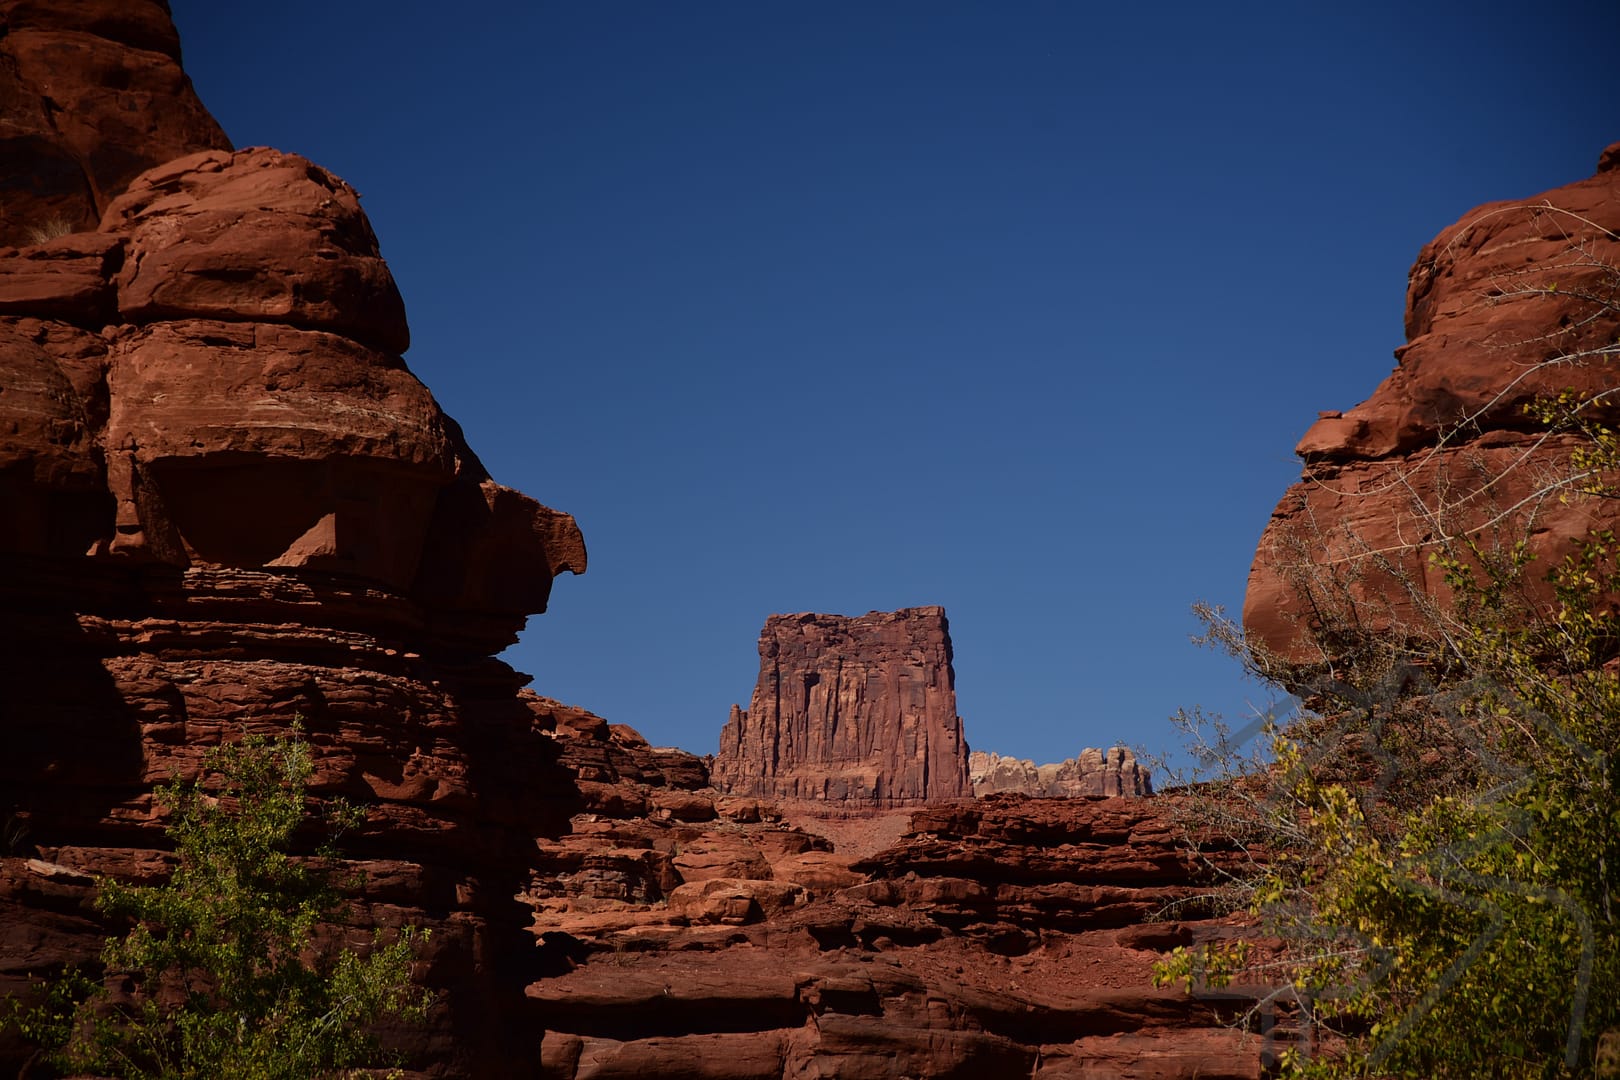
[[0, 142, 583, 610], [525, 786, 1268, 1080], [712, 608, 972, 805], [970, 746, 1153, 797], [0, 5, 585, 1073], [1246, 145, 1620, 660], [0, 0, 231, 246]]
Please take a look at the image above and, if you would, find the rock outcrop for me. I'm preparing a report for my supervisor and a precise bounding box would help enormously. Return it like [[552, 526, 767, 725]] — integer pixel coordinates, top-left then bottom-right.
[[970, 747, 1153, 797], [1246, 145, 1620, 660], [0, 0, 230, 247], [528, 725, 1270, 1080], [0, 4, 586, 1073], [712, 608, 972, 806]]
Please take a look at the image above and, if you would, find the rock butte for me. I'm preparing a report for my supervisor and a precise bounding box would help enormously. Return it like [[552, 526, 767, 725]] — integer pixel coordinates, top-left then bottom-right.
[[713, 608, 972, 806], [1245, 144, 1620, 661]]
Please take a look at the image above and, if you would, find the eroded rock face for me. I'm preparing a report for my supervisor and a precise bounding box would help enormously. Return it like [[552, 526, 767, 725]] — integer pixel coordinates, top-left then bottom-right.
[[0, 142, 584, 616], [0, 6, 1270, 1077], [525, 783, 1267, 1080], [0, 0, 231, 246], [0, 4, 585, 1074], [1245, 145, 1620, 660], [712, 608, 972, 806], [970, 747, 1153, 798]]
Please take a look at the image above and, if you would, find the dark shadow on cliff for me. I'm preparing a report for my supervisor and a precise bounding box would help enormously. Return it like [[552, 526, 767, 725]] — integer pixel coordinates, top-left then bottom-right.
[[0, 558, 150, 847]]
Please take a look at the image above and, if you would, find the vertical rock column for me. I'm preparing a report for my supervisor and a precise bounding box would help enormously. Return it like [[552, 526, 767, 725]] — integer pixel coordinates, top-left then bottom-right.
[[714, 607, 971, 805]]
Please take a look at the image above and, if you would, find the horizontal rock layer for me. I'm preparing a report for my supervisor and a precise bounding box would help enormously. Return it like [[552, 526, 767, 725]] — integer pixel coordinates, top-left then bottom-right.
[[524, 777, 1270, 1080], [0, 562, 593, 1075]]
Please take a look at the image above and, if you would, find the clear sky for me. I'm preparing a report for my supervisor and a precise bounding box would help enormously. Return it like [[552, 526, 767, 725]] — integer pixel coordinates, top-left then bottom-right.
[[168, 1, 1618, 765]]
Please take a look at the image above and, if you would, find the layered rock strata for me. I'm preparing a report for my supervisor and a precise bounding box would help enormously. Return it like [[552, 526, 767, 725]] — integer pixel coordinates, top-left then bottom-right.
[[0, 7, 1277, 1078], [525, 779, 1269, 1080], [970, 747, 1153, 797], [1246, 145, 1620, 659], [0, 5, 586, 1072], [713, 608, 972, 805]]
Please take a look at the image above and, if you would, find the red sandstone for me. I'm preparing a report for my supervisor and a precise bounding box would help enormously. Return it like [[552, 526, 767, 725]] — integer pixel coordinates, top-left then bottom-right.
[[713, 608, 972, 806]]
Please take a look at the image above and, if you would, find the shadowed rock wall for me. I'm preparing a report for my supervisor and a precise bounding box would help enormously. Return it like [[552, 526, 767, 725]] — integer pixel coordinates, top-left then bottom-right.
[[0, 4, 586, 1073], [0, 0, 231, 246]]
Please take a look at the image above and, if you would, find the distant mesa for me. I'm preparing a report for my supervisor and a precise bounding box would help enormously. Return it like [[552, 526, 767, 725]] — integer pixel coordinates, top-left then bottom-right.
[[712, 607, 972, 805], [969, 747, 1152, 798], [0, 0, 230, 247]]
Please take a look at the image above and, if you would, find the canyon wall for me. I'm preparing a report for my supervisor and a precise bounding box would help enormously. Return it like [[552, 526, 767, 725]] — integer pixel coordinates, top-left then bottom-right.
[[1245, 144, 1620, 660], [712, 608, 972, 805], [0, 2, 586, 1072], [532, 720, 1269, 1080]]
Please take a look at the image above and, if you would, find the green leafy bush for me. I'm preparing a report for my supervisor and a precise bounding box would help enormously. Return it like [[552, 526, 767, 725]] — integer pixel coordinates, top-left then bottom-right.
[[9, 730, 430, 1078], [1160, 539, 1619, 1078], [1156, 213, 1620, 1077]]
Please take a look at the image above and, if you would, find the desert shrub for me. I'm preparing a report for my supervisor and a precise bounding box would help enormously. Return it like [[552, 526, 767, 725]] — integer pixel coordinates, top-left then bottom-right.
[[1154, 209, 1620, 1078], [23, 216, 74, 244], [7, 730, 430, 1079]]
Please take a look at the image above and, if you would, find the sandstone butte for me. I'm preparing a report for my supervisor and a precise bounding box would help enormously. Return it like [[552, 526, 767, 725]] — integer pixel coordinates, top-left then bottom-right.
[[711, 606, 1153, 806], [713, 608, 972, 806], [1245, 142, 1620, 661]]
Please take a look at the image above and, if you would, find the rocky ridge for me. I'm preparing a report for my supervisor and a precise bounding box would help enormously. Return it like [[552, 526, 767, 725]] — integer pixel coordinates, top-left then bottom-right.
[[970, 747, 1153, 798], [713, 608, 972, 806], [532, 707, 1268, 1080], [1245, 144, 1620, 659]]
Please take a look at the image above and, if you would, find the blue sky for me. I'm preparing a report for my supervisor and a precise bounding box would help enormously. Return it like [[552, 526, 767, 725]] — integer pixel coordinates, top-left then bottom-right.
[[169, 2, 1618, 764]]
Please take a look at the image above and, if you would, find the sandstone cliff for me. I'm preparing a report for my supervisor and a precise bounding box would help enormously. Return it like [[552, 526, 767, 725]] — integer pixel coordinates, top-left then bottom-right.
[[712, 608, 972, 806], [970, 747, 1153, 798], [0, 2, 585, 1072], [0, 0, 230, 246], [1246, 144, 1620, 660]]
